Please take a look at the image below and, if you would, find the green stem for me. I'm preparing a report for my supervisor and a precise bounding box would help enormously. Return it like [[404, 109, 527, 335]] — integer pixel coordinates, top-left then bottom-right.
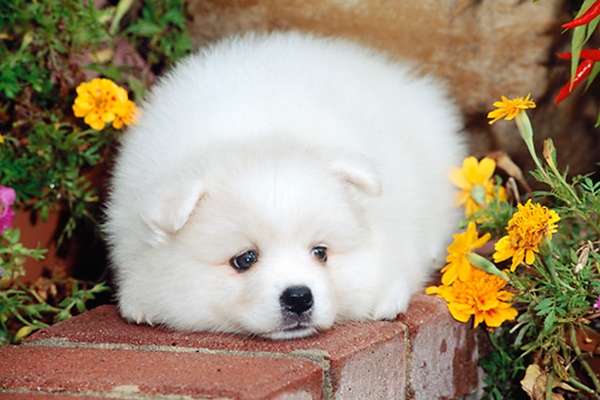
[[515, 112, 548, 180], [546, 370, 555, 400], [542, 239, 569, 289], [545, 155, 582, 206], [568, 376, 597, 396], [10, 310, 34, 327], [569, 324, 600, 394], [109, 0, 136, 35], [16, 280, 59, 310], [579, 211, 600, 238], [515, 112, 583, 207], [10, 309, 48, 329]]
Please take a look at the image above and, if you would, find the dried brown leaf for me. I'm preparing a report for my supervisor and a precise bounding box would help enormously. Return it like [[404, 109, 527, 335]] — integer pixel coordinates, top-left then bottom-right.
[[521, 364, 578, 400]]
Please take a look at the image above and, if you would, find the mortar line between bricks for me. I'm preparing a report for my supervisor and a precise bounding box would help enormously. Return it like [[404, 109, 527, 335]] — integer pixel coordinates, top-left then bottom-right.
[[394, 320, 411, 399], [0, 387, 226, 400], [22, 338, 334, 399]]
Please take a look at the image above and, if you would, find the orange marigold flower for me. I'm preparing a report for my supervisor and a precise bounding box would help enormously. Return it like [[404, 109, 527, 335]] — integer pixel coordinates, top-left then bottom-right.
[[487, 93, 536, 125], [427, 268, 517, 328], [112, 99, 139, 129], [450, 156, 507, 217], [493, 199, 560, 271], [440, 221, 491, 285], [72, 78, 139, 130]]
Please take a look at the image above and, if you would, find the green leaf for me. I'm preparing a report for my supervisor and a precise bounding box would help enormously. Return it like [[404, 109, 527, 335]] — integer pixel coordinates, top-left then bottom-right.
[[514, 322, 532, 348], [534, 298, 554, 315], [585, 61, 600, 91], [125, 20, 163, 36], [74, 299, 86, 313], [569, 0, 596, 85], [39, 205, 49, 223], [543, 309, 556, 332], [467, 252, 509, 281]]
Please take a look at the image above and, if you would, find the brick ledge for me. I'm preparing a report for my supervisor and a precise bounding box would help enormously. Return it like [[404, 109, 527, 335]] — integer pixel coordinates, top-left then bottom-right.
[[0, 292, 479, 399]]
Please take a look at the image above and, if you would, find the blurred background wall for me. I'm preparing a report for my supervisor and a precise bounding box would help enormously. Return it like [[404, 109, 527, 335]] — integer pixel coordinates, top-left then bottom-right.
[[185, 0, 600, 182]]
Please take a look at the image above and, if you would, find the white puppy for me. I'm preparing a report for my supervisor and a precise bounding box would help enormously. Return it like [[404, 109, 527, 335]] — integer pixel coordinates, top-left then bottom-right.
[[105, 32, 466, 339]]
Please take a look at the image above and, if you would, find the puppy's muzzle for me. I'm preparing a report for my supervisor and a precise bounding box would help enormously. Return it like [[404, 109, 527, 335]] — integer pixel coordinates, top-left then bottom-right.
[[280, 286, 313, 315]]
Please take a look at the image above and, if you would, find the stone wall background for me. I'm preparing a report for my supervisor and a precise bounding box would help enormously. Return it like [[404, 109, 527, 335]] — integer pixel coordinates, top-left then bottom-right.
[[185, 0, 600, 181]]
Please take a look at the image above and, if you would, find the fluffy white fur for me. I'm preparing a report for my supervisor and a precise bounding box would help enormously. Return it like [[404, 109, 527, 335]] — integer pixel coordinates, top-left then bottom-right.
[[105, 32, 467, 339]]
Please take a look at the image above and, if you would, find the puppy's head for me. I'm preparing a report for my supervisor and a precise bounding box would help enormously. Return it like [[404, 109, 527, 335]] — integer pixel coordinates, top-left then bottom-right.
[[137, 142, 381, 339]]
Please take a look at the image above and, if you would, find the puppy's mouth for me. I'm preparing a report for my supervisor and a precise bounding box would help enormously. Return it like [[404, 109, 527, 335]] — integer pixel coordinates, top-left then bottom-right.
[[261, 314, 318, 340], [265, 322, 317, 340]]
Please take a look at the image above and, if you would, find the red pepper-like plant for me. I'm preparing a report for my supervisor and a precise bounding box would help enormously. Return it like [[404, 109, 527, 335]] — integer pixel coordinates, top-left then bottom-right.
[[556, 0, 600, 125]]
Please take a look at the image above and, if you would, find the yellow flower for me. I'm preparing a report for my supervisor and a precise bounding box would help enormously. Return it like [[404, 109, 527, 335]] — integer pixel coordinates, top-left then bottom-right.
[[427, 268, 517, 328], [450, 156, 507, 217], [487, 93, 536, 125], [72, 78, 139, 130], [112, 99, 139, 129], [441, 221, 491, 285], [493, 200, 560, 271], [0, 134, 3, 143]]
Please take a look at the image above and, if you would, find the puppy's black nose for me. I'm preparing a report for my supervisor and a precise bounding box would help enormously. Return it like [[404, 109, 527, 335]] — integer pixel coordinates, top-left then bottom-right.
[[280, 286, 313, 315]]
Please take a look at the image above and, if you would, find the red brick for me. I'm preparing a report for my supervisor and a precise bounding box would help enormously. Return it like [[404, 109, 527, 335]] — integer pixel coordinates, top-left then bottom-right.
[[12, 292, 480, 399], [0, 345, 322, 399], [397, 292, 480, 400], [26, 304, 408, 397], [331, 337, 406, 399], [0, 393, 106, 399], [27, 304, 403, 355]]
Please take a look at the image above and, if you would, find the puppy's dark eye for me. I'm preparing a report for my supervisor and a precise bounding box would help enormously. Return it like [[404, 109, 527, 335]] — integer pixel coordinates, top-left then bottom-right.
[[311, 246, 328, 263], [230, 250, 259, 272]]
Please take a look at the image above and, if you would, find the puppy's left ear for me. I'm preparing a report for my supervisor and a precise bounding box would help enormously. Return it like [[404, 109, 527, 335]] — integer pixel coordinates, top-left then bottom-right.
[[142, 179, 206, 244], [329, 155, 383, 196]]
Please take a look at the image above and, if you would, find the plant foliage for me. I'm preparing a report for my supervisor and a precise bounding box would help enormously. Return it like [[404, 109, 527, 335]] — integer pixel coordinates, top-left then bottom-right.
[[0, 0, 192, 344]]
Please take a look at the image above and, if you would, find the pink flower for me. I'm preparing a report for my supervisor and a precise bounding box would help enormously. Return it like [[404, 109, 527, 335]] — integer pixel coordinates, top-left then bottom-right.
[[0, 186, 16, 234], [594, 295, 600, 309]]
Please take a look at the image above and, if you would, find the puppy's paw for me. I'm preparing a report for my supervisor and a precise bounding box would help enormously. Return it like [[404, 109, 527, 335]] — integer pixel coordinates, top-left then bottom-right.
[[117, 299, 154, 326], [371, 286, 411, 320]]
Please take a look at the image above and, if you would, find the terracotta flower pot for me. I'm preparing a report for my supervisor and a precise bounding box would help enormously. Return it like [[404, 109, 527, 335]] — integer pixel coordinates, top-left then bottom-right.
[[12, 208, 67, 283]]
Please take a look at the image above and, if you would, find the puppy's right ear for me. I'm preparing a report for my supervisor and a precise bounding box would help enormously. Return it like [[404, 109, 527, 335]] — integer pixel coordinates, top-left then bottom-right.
[[142, 179, 206, 244], [328, 155, 383, 197]]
